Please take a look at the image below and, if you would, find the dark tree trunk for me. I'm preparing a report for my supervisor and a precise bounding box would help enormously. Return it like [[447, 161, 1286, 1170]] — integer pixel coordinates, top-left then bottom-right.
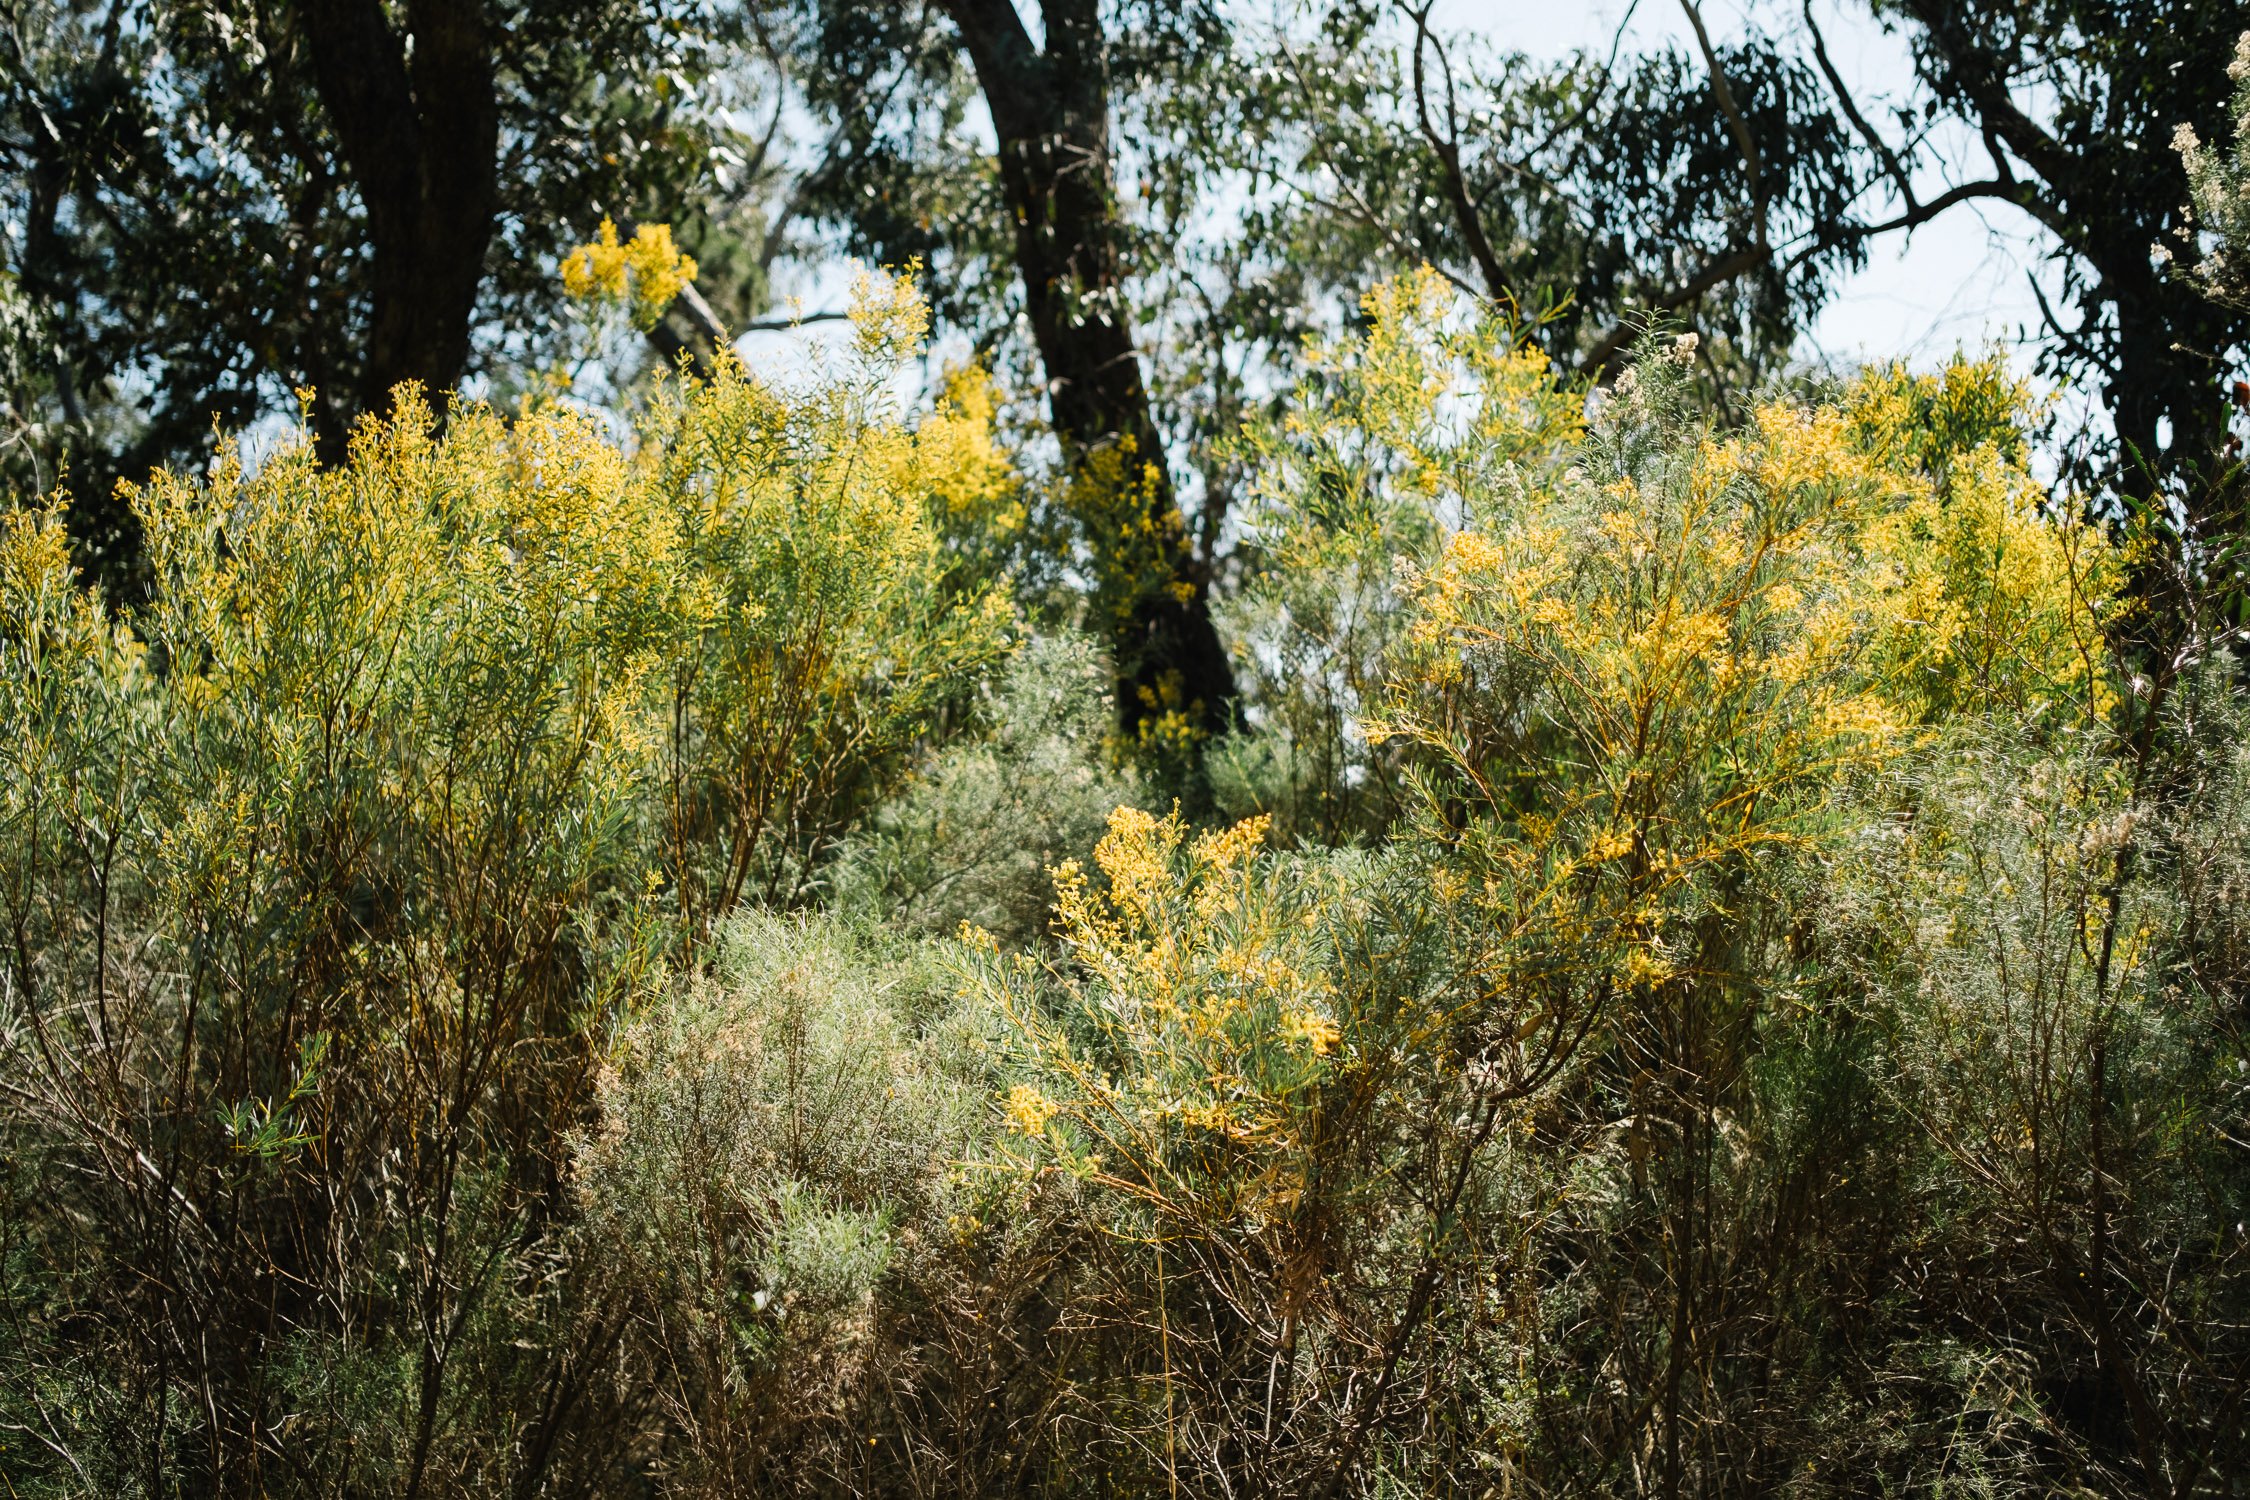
[[938, 0, 1236, 742], [299, 0, 500, 450], [2108, 270, 2234, 501]]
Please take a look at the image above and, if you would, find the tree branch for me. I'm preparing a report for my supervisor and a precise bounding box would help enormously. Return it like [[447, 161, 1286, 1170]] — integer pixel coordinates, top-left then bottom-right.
[[1893, 0, 2080, 192], [1679, 0, 1765, 240], [1271, 26, 1492, 303], [1803, 0, 1916, 215], [1401, 1, 1515, 307], [1576, 243, 1771, 376], [1575, 175, 2030, 379]]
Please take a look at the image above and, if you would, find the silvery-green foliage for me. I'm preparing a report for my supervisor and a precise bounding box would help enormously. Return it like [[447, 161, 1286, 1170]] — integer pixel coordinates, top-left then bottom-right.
[[1827, 706, 2250, 1493], [827, 632, 1142, 944], [2174, 33, 2250, 306], [573, 912, 994, 1468]]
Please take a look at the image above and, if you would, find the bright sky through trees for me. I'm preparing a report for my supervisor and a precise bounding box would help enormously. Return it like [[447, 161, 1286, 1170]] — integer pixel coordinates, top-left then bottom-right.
[[1441, 0, 2060, 365], [757, 0, 2064, 414]]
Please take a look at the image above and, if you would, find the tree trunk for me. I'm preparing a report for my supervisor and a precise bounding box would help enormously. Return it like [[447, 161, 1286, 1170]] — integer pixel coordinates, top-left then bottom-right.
[[299, 0, 500, 449], [938, 0, 1236, 742], [2109, 270, 2234, 501]]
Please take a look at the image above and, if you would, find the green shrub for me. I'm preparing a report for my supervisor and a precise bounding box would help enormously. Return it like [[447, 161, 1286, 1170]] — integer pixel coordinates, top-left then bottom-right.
[[644, 271, 1012, 920], [827, 631, 1142, 945], [571, 913, 989, 1489], [0, 272, 1013, 1496], [4, 264, 2244, 1499]]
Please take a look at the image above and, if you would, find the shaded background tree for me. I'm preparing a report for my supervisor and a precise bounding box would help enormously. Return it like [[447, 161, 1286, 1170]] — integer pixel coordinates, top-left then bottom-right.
[[0, 0, 781, 581], [1200, 1, 1874, 399], [788, 0, 1243, 749], [1869, 0, 2250, 508]]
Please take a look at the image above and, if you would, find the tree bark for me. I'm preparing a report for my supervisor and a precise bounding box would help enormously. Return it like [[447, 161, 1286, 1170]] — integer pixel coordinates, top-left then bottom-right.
[[298, 0, 500, 448], [938, 0, 1236, 741]]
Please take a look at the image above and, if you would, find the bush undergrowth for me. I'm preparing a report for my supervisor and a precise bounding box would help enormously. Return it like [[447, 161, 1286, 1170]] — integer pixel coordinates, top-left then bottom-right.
[[2, 272, 2243, 1497]]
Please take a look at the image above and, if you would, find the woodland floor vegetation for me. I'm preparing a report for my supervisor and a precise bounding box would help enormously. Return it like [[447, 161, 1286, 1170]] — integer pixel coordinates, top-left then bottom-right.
[[5, 6, 2250, 1497], [3, 266, 2244, 1497]]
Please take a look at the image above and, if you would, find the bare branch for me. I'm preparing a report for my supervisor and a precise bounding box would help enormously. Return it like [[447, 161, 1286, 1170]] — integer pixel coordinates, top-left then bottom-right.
[[1678, 0, 1765, 241], [739, 308, 850, 333], [1400, 1, 1515, 308], [1803, 0, 1917, 216]]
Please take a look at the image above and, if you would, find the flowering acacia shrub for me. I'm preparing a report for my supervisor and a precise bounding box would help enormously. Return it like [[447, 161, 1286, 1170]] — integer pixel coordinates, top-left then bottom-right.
[[1384, 343, 2111, 1009], [956, 803, 1505, 1493], [0, 272, 1013, 1494], [1217, 267, 1583, 840], [645, 270, 1013, 921], [1, 386, 682, 1491], [970, 808, 1349, 1220], [1370, 335, 2124, 1487], [561, 216, 702, 328], [941, 304, 2127, 1497], [1845, 354, 2117, 727]]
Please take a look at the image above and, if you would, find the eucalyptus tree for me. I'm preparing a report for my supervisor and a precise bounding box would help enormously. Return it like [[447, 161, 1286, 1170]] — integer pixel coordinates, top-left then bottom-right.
[[789, 0, 1242, 749], [1207, 1, 1873, 399], [781, 0, 1873, 744]]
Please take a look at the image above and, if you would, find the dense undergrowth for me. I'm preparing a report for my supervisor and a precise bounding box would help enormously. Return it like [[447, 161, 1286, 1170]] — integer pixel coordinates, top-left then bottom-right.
[[2, 271, 2245, 1497]]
